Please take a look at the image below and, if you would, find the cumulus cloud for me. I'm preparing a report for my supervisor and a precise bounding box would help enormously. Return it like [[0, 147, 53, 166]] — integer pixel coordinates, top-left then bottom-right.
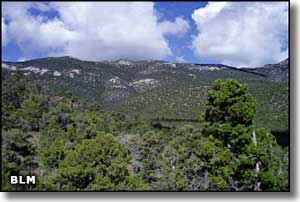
[[2, 2, 189, 61], [158, 16, 190, 36], [2, 2, 76, 55], [192, 2, 288, 67]]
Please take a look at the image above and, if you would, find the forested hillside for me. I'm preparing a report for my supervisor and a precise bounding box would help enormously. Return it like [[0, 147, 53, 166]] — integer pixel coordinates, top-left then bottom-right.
[[2, 57, 289, 137], [1, 72, 289, 191]]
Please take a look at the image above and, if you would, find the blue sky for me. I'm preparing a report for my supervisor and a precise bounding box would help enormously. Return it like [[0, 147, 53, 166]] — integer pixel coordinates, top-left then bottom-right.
[[2, 2, 288, 67], [154, 2, 214, 64]]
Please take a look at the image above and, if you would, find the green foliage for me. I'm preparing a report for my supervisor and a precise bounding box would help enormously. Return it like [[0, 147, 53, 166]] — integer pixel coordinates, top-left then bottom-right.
[[201, 79, 288, 191], [40, 137, 65, 169], [254, 128, 289, 191], [202, 79, 257, 127], [1, 73, 288, 191], [2, 129, 37, 191], [159, 125, 207, 191], [42, 133, 147, 191]]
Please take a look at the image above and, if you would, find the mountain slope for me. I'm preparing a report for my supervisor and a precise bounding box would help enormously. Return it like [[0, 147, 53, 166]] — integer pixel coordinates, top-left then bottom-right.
[[241, 58, 289, 82], [2, 57, 289, 133]]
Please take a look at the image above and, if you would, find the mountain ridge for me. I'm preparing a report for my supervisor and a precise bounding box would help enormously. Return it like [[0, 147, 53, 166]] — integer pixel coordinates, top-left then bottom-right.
[[2, 56, 289, 82], [2, 56, 288, 69]]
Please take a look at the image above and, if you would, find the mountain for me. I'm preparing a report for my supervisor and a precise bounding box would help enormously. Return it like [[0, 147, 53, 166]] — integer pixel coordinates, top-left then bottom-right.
[[2, 57, 289, 133], [241, 58, 289, 82]]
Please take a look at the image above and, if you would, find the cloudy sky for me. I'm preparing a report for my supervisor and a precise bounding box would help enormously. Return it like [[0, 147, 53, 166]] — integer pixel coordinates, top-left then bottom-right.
[[1, 2, 288, 67]]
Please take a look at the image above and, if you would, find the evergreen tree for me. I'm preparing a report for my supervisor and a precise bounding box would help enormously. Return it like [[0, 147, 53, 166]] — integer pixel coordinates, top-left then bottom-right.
[[201, 79, 288, 191], [2, 129, 37, 190], [1, 72, 288, 191], [42, 132, 148, 190]]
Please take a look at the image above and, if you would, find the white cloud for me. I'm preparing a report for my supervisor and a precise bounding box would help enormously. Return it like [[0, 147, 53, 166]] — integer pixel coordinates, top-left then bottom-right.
[[2, 17, 8, 47], [2, 2, 189, 61], [158, 16, 190, 36], [2, 2, 75, 55], [192, 2, 288, 67]]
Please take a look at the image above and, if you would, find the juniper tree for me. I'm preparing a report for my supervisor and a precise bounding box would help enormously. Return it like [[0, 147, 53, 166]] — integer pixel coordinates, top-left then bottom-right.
[[42, 132, 149, 191], [201, 79, 288, 191]]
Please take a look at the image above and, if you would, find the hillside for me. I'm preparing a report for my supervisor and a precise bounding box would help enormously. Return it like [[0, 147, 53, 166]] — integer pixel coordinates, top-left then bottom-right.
[[1, 58, 289, 191], [2, 57, 289, 135]]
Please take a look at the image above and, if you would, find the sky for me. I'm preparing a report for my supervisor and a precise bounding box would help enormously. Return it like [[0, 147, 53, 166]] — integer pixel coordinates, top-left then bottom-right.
[[1, 2, 288, 67]]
